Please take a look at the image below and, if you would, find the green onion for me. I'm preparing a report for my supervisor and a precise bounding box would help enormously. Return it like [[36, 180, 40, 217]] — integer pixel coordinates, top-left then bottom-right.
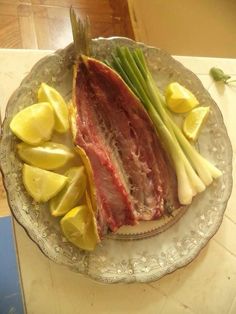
[[110, 47, 222, 205]]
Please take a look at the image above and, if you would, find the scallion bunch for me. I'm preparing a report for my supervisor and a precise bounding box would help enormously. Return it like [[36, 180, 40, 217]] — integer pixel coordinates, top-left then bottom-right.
[[108, 47, 222, 205]]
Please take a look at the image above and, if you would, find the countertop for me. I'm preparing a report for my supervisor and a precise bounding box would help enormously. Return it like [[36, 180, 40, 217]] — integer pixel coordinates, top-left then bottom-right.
[[0, 48, 236, 314]]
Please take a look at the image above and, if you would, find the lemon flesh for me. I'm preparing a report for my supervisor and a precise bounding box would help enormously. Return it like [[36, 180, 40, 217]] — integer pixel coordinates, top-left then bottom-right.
[[38, 83, 69, 133], [17, 142, 74, 170], [10, 102, 54, 145], [50, 166, 87, 217], [22, 164, 67, 202], [60, 205, 99, 251], [183, 106, 210, 141], [165, 82, 199, 113]]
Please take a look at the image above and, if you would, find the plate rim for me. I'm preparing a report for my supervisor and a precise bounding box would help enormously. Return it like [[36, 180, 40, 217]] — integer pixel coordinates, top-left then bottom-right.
[[0, 37, 233, 284]]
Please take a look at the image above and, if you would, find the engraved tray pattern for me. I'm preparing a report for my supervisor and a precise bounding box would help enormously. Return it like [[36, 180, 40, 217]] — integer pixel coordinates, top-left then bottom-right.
[[0, 38, 233, 283]]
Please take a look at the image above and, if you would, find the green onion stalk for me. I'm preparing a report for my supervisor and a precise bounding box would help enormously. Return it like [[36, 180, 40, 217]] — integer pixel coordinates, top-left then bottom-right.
[[110, 47, 222, 205]]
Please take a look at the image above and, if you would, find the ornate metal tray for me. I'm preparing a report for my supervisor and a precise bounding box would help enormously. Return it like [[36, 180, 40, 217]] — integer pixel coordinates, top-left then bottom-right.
[[0, 38, 233, 283]]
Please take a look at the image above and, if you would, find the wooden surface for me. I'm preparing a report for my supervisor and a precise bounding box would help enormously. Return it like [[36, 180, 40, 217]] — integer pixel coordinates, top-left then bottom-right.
[[0, 181, 9, 217], [0, 0, 133, 217], [0, 0, 134, 50]]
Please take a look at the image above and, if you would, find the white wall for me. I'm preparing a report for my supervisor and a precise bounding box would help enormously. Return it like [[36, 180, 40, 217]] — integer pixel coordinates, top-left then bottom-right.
[[128, 0, 236, 57]]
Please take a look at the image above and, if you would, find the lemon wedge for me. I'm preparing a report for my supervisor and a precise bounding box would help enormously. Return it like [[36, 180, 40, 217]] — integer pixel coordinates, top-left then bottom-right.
[[50, 166, 87, 217], [183, 106, 210, 141], [165, 82, 199, 113], [17, 142, 74, 170], [10, 102, 54, 145], [23, 164, 67, 202], [60, 204, 99, 251], [38, 83, 69, 133]]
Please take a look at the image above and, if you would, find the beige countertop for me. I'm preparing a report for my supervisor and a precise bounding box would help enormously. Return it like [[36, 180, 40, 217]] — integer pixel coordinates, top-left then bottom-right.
[[0, 48, 236, 314]]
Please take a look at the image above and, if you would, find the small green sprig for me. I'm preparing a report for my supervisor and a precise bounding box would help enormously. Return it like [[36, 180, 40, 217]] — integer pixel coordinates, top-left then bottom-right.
[[210, 67, 236, 84]]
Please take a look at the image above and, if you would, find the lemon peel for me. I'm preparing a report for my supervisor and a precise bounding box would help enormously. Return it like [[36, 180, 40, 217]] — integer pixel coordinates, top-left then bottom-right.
[[50, 166, 87, 217], [10, 102, 54, 145], [22, 164, 67, 202], [38, 82, 69, 133], [60, 204, 99, 251], [165, 82, 199, 113], [183, 106, 210, 141], [17, 142, 74, 170]]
